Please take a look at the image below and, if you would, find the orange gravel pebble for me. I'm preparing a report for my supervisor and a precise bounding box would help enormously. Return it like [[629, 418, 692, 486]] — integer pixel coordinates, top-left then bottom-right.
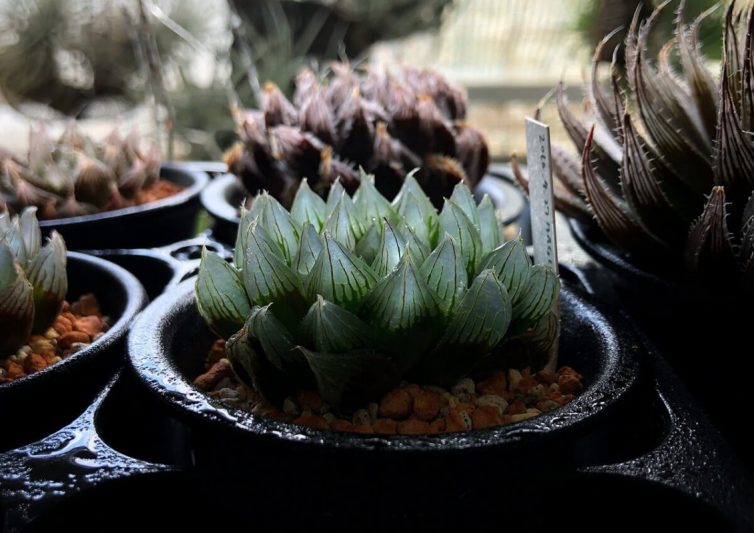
[[412, 389, 446, 421], [379, 389, 413, 420], [398, 419, 432, 435], [373, 418, 398, 435], [472, 405, 504, 429], [199, 341, 584, 435], [58, 331, 91, 349], [1, 294, 108, 385]]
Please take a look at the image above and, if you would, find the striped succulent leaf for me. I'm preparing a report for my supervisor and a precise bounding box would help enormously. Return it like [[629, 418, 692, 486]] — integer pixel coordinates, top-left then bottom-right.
[[196, 172, 560, 409], [0, 208, 67, 357], [517, 1, 754, 289]]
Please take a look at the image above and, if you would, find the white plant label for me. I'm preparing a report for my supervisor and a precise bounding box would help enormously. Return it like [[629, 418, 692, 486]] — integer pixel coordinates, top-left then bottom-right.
[[525, 117, 558, 273]]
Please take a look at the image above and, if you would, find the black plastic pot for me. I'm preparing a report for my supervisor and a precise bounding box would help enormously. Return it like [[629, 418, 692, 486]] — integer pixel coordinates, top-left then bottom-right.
[[568, 218, 754, 472], [201, 169, 528, 245], [0, 252, 146, 452], [85, 236, 233, 302], [37, 162, 208, 250], [3, 274, 752, 531], [128, 277, 638, 457], [0, 271, 754, 533]]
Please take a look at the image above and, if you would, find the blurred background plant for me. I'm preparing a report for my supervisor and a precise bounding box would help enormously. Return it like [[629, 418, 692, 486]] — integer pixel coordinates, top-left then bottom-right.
[[574, 0, 722, 63], [0, 0, 732, 162]]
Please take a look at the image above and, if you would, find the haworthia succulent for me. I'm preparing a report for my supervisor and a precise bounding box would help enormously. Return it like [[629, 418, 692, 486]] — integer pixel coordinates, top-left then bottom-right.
[[196, 166, 561, 409]]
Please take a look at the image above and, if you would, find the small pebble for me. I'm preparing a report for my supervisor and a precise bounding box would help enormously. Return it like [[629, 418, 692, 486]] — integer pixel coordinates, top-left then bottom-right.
[[282, 397, 301, 417], [451, 378, 475, 400], [352, 409, 371, 427], [194, 339, 585, 435], [476, 395, 508, 416]]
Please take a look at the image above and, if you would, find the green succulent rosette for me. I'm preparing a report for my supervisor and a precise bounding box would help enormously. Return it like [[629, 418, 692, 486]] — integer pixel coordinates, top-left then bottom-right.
[[196, 171, 559, 409]]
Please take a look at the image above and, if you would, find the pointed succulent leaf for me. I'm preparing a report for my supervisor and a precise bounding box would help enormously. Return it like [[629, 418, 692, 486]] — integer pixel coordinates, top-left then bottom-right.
[[247, 304, 309, 378], [395, 192, 433, 246], [261, 194, 300, 264], [393, 173, 438, 242], [588, 28, 623, 138], [242, 220, 303, 310], [293, 223, 322, 275], [677, 6, 719, 139], [322, 193, 365, 249], [0, 243, 34, 357], [0, 213, 11, 237], [5, 219, 28, 269], [400, 223, 431, 264], [19, 207, 41, 260], [301, 295, 373, 352], [630, 4, 714, 187], [234, 207, 252, 269], [620, 112, 693, 245], [363, 248, 441, 369], [196, 249, 251, 339], [556, 83, 622, 191], [478, 239, 531, 303], [26, 232, 67, 334], [372, 219, 405, 276], [354, 223, 382, 265], [439, 198, 483, 276], [325, 178, 347, 214], [685, 186, 738, 279], [247, 193, 268, 225], [449, 181, 480, 228], [413, 269, 512, 386], [299, 347, 400, 409], [511, 265, 560, 332], [392, 171, 436, 216], [582, 128, 666, 255], [353, 170, 395, 226], [442, 269, 512, 348], [477, 194, 502, 253], [226, 325, 291, 406], [420, 233, 467, 313], [291, 178, 326, 231], [714, 63, 754, 191], [307, 232, 376, 311]]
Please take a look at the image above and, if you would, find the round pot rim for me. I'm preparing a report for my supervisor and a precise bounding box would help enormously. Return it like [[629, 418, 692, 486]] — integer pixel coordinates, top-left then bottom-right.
[[201, 172, 526, 229], [37, 162, 208, 229], [0, 251, 146, 393], [128, 277, 641, 455]]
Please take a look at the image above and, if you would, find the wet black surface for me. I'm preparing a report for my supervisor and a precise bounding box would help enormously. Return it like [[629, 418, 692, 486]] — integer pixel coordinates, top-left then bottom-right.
[[569, 217, 754, 476]]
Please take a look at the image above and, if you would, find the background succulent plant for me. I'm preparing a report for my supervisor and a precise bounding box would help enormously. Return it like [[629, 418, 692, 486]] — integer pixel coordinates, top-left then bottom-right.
[[0, 208, 67, 358], [196, 171, 559, 410], [0, 123, 163, 218], [515, 1, 754, 290], [225, 63, 489, 210]]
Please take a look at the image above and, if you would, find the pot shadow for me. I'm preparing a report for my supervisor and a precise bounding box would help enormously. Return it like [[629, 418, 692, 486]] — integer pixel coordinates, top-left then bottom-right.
[[20, 470, 730, 532]]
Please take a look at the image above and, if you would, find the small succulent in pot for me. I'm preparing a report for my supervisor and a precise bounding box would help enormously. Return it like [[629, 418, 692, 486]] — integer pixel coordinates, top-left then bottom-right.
[[514, 1, 754, 290], [0, 123, 176, 219], [196, 170, 559, 411], [0, 207, 66, 357], [225, 63, 489, 209]]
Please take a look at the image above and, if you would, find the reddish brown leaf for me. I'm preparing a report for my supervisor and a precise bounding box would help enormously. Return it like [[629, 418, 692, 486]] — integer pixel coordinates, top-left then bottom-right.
[[582, 127, 663, 254], [685, 186, 738, 279]]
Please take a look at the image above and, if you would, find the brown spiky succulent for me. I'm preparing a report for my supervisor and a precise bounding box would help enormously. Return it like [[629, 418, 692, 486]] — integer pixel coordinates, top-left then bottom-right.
[[225, 63, 489, 209], [0, 123, 170, 219], [515, 1, 754, 290]]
